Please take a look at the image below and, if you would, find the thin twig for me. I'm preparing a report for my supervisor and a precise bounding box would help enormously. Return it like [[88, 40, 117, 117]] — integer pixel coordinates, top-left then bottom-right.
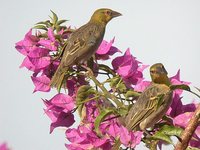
[[83, 66, 123, 107], [94, 71, 109, 75], [103, 115, 120, 122], [189, 90, 200, 99], [175, 103, 200, 150]]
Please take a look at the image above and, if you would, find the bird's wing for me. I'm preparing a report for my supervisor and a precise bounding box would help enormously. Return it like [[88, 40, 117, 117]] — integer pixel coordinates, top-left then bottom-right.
[[61, 23, 104, 67], [125, 84, 168, 130]]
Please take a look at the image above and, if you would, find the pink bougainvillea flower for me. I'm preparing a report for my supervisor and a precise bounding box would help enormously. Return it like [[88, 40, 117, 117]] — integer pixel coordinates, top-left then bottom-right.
[[50, 112, 75, 133], [134, 80, 151, 92], [189, 134, 200, 148], [20, 56, 51, 73], [38, 28, 59, 51], [167, 93, 183, 117], [112, 49, 147, 85], [16, 29, 53, 74], [170, 70, 190, 95], [20, 56, 36, 71], [174, 111, 200, 139], [119, 126, 143, 148], [106, 121, 121, 138], [100, 120, 142, 149], [45, 93, 74, 113], [174, 111, 200, 148], [15, 40, 28, 56], [45, 110, 75, 133], [28, 56, 51, 70], [15, 29, 39, 56], [167, 94, 194, 125], [65, 75, 88, 97], [66, 79, 77, 96], [43, 93, 75, 133], [168, 93, 196, 118], [167, 68, 195, 118], [0, 143, 9, 150], [124, 70, 144, 86], [41, 60, 59, 79], [58, 26, 73, 39], [112, 48, 138, 77], [16, 27, 199, 150], [166, 70, 194, 118], [83, 100, 100, 123], [28, 47, 49, 58], [31, 75, 50, 92], [173, 112, 193, 127], [65, 124, 112, 150], [96, 38, 121, 60], [20, 47, 51, 73]]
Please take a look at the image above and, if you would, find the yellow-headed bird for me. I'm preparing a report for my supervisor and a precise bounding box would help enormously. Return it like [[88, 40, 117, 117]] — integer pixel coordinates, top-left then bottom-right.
[[50, 8, 122, 90], [125, 63, 172, 131], [112, 63, 173, 150]]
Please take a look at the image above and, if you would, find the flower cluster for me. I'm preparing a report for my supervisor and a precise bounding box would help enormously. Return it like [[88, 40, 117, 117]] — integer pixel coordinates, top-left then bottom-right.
[[15, 12, 200, 149], [16, 28, 59, 92], [65, 122, 142, 150], [0, 143, 9, 150]]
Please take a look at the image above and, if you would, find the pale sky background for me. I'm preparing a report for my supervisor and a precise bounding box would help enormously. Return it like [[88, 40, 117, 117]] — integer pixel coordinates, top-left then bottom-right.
[[0, 0, 200, 150]]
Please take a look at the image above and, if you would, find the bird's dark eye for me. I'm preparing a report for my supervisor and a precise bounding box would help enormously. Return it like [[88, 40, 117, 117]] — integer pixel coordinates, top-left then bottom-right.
[[150, 70, 155, 74], [106, 10, 112, 16]]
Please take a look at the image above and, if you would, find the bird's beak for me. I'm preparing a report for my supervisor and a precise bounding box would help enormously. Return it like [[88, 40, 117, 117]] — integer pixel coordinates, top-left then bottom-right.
[[162, 66, 168, 75], [111, 10, 122, 18], [156, 65, 168, 75]]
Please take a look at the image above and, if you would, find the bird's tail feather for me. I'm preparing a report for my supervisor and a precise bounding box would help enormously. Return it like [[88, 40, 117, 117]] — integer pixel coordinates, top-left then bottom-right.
[[50, 64, 67, 92]]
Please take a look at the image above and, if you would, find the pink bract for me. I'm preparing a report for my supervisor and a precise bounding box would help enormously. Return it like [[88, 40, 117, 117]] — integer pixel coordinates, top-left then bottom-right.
[[0, 143, 9, 150], [31, 75, 51, 92], [96, 38, 121, 60], [38, 28, 59, 51]]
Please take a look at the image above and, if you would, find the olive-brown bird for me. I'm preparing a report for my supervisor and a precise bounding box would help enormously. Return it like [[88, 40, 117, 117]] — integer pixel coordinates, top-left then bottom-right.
[[50, 8, 122, 90], [125, 63, 172, 131], [112, 63, 173, 150]]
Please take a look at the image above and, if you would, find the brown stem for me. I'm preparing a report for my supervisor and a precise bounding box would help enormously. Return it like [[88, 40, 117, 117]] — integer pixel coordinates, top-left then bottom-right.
[[175, 103, 200, 150]]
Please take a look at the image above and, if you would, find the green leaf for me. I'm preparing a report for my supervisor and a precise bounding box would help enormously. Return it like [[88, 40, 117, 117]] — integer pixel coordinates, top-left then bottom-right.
[[151, 131, 173, 144], [99, 64, 116, 76], [77, 103, 85, 119], [35, 21, 50, 26], [94, 108, 115, 136], [57, 19, 68, 25], [33, 25, 48, 31], [170, 84, 191, 91], [76, 85, 96, 105], [76, 85, 97, 120], [110, 76, 120, 88], [50, 10, 58, 25], [159, 125, 183, 137], [125, 90, 141, 99], [149, 125, 183, 146], [117, 106, 129, 116], [119, 84, 127, 93], [110, 76, 126, 92]]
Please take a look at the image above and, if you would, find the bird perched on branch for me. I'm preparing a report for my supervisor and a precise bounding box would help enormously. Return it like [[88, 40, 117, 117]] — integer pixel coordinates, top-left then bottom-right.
[[112, 63, 173, 150], [50, 8, 122, 91], [125, 63, 172, 131]]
